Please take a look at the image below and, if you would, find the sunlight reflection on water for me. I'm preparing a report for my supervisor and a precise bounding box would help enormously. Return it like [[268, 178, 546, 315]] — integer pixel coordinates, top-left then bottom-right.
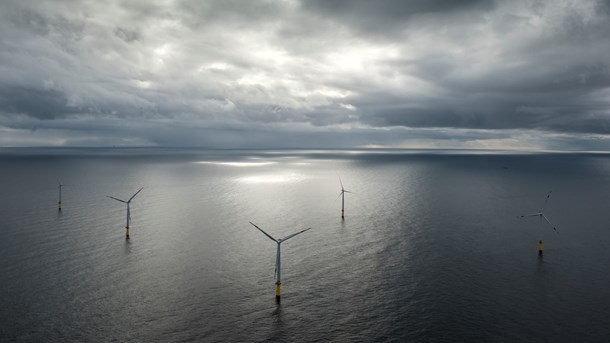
[[194, 161, 277, 167], [237, 173, 306, 184]]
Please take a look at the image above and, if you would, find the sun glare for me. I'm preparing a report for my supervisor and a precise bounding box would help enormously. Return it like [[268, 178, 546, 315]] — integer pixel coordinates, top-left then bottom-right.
[[238, 172, 305, 184], [194, 161, 277, 167]]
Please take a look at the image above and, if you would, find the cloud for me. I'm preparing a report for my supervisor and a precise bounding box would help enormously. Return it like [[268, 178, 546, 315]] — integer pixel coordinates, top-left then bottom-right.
[[0, 0, 609, 149], [301, 0, 496, 38], [0, 86, 75, 119]]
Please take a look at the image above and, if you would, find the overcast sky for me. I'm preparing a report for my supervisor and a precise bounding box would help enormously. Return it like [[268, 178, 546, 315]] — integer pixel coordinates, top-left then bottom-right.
[[1, 0, 609, 150]]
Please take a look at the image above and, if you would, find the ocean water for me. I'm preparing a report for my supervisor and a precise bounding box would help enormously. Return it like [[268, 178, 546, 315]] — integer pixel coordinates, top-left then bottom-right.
[[1, 148, 610, 342]]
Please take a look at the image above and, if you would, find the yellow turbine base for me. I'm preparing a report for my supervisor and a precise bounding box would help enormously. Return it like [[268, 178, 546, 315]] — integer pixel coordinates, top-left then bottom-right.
[[125, 227, 130, 239], [275, 283, 281, 297], [58, 202, 62, 210], [538, 240, 543, 255]]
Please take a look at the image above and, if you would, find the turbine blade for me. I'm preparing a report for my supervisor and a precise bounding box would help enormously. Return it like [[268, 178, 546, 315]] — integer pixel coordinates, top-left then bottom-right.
[[541, 214, 552, 225], [106, 195, 127, 203], [344, 190, 354, 194], [249, 222, 278, 242], [541, 190, 552, 212], [519, 213, 541, 218], [335, 192, 343, 201], [281, 227, 311, 242], [339, 176, 344, 190], [57, 179, 61, 186], [128, 187, 144, 202], [542, 214, 558, 233]]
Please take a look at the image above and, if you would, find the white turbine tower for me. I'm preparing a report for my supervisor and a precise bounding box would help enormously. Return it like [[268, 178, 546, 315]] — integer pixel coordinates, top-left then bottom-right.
[[249, 221, 311, 303], [337, 177, 353, 220], [519, 191, 558, 255], [107, 187, 143, 239]]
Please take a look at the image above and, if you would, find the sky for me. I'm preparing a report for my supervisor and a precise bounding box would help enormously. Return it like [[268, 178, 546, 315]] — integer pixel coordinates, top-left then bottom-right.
[[1, 0, 609, 150]]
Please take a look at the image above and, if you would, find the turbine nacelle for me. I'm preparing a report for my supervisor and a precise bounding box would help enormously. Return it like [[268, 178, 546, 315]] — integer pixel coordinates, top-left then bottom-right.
[[249, 221, 311, 244], [337, 176, 354, 197], [518, 190, 559, 234], [106, 187, 143, 204]]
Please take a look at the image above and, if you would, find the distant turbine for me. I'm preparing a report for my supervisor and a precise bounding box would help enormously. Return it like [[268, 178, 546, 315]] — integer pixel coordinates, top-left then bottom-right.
[[249, 221, 311, 303], [57, 179, 63, 211], [336, 177, 353, 220], [519, 191, 558, 255], [107, 187, 143, 239]]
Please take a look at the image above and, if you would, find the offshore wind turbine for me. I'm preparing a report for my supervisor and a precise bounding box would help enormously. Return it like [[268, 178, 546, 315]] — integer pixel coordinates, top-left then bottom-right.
[[519, 191, 558, 255], [57, 179, 63, 211], [337, 177, 353, 220], [107, 187, 143, 239], [249, 222, 311, 303]]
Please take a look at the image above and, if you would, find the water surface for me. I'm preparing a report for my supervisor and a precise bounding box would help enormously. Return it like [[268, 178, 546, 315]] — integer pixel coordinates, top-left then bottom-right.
[[1, 148, 610, 342]]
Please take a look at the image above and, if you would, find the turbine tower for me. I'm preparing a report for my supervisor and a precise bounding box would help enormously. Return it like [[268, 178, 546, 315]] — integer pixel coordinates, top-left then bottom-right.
[[249, 222, 311, 303], [57, 179, 63, 211], [107, 187, 143, 239], [337, 177, 353, 220]]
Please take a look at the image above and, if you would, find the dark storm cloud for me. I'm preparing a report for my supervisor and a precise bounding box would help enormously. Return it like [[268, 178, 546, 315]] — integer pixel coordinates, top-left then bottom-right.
[[325, 0, 610, 137], [302, 0, 496, 36], [0, 0, 609, 149], [0, 86, 76, 120], [304, 0, 493, 16]]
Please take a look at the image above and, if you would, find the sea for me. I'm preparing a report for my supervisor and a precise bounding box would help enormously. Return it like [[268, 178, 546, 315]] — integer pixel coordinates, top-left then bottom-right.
[[1, 148, 610, 342]]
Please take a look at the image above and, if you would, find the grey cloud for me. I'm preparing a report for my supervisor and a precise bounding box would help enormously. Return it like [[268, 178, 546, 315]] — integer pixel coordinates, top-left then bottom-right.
[[363, 92, 610, 135], [303, 0, 495, 23], [114, 28, 140, 43], [302, 0, 496, 37], [9, 5, 85, 45], [0, 86, 76, 119], [176, 0, 287, 27]]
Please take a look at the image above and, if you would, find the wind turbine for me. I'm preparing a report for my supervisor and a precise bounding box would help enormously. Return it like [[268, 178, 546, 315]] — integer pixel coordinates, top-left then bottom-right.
[[107, 187, 143, 239], [249, 222, 311, 303], [336, 177, 353, 220], [519, 191, 558, 255], [57, 179, 63, 211]]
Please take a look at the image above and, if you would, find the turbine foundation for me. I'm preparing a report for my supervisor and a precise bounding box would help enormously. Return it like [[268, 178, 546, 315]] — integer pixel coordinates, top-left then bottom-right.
[[538, 240, 543, 255], [125, 227, 130, 239], [275, 282, 281, 303]]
